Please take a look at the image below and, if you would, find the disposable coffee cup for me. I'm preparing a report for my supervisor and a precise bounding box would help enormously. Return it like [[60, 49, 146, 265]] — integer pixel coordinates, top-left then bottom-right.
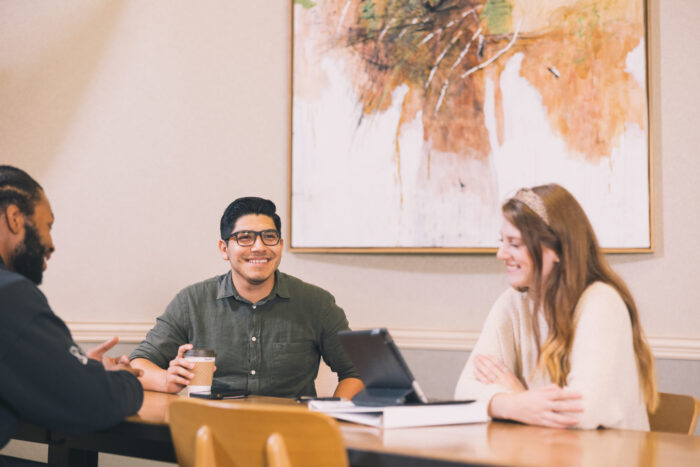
[[183, 349, 216, 396]]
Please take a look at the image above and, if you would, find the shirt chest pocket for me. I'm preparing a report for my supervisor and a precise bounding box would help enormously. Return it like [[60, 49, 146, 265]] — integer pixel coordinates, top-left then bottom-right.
[[271, 341, 317, 361], [269, 341, 318, 378]]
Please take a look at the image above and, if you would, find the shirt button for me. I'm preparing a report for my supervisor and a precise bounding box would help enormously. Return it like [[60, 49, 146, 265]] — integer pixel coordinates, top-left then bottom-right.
[[250, 370, 256, 375], [251, 336, 257, 342], [252, 305, 257, 310]]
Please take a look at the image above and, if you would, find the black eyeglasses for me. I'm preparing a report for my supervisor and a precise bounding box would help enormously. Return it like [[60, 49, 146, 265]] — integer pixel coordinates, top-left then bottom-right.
[[227, 230, 281, 247]]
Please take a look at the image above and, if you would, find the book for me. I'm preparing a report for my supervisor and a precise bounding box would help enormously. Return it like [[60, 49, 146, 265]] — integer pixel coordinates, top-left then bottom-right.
[[308, 400, 490, 429]]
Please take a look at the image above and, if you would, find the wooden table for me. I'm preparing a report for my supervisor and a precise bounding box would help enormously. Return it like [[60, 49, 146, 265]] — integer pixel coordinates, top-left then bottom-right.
[[14, 391, 700, 466]]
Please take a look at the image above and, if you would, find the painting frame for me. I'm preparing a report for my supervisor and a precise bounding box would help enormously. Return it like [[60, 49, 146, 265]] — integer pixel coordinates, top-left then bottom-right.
[[289, 0, 654, 254]]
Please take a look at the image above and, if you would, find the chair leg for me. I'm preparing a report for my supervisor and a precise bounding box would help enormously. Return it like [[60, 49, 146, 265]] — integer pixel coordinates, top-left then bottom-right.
[[265, 433, 291, 467], [195, 425, 217, 467]]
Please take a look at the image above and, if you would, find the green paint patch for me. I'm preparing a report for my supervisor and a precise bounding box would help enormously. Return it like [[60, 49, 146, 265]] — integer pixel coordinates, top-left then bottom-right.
[[361, 0, 377, 21], [480, 0, 513, 35], [360, 0, 379, 34], [294, 0, 317, 9]]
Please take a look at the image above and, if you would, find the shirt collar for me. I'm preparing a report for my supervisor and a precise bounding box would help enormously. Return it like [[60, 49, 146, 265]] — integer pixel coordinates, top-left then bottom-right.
[[216, 270, 291, 302], [0, 256, 5, 270]]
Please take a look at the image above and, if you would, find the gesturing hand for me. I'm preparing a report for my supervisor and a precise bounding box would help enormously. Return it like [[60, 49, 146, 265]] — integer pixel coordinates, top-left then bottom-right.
[[88, 336, 143, 377], [164, 343, 196, 394], [102, 354, 144, 377], [490, 384, 584, 429], [86, 336, 119, 361], [473, 354, 526, 393]]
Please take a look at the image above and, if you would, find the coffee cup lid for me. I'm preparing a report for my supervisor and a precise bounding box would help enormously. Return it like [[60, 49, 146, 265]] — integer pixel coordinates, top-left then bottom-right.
[[184, 349, 216, 358]]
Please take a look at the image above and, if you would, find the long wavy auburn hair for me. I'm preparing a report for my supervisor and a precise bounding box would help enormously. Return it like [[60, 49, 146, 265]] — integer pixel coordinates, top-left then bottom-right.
[[503, 184, 658, 412]]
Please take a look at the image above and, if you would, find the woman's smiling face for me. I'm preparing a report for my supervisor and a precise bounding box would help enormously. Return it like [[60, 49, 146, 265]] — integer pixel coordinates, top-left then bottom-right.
[[497, 219, 558, 290], [497, 219, 533, 289]]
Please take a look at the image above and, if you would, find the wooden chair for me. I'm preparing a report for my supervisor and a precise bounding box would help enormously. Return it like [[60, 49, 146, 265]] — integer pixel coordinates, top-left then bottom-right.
[[648, 392, 700, 435], [168, 399, 349, 467]]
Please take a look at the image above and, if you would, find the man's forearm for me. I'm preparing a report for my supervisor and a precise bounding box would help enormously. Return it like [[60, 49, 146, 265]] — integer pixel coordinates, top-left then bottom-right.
[[333, 377, 364, 399], [131, 358, 169, 393]]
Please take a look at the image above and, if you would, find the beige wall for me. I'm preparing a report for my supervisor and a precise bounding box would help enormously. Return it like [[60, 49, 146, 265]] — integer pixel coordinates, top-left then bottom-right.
[[1, 0, 698, 349], [2, 1, 700, 462]]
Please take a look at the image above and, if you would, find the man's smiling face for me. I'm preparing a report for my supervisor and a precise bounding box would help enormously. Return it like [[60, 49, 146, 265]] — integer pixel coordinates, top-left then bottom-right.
[[221, 214, 282, 292]]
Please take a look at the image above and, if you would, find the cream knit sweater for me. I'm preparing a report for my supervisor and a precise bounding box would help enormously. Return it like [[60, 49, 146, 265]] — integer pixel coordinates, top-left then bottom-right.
[[454, 282, 649, 430]]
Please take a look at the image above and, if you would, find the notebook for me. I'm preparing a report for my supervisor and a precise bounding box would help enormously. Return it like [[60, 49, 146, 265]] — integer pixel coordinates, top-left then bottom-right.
[[338, 328, 472, 406], [307, 397, 488, 428]]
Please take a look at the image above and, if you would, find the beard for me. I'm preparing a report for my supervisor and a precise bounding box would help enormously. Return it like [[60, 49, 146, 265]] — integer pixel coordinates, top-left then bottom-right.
[[12, 221, 47, 285]]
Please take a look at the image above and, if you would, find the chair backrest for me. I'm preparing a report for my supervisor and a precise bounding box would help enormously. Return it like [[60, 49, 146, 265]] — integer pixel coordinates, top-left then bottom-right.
[[169, 399, 349, 467], [648, 392, 700, 435]]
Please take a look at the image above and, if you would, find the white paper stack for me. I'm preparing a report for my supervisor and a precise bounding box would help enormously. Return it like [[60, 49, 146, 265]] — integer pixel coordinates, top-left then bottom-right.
[[308, 400, 489, 429]]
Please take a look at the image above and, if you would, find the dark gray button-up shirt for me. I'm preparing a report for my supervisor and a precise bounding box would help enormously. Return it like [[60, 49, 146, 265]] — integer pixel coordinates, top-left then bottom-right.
[[130, 270, 359, 398]]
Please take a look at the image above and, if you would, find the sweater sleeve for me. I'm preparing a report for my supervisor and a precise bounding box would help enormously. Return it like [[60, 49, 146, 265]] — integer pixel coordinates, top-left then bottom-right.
[[454, 289, 524, 403], [0, 281, 143, 438], [565, 283, 649, 430]]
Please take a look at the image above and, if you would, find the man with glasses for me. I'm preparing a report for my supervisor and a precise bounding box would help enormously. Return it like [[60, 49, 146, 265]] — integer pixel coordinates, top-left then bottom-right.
[[130, 197, 363, 399]]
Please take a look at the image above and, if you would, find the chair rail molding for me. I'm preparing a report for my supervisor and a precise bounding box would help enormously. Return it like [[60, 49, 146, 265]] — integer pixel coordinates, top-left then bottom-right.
[[67, 322, 700, 360]]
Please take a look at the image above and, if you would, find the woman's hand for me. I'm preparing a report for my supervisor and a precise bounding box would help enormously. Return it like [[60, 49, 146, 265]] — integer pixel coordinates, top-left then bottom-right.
[[489, 384, 584, 428], [473, 354, 526, 392]]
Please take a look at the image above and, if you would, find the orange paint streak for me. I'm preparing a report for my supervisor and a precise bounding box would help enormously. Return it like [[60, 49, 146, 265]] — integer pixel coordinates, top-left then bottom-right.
[[314, 0, 645, 169], [516, 5, 645, 162]]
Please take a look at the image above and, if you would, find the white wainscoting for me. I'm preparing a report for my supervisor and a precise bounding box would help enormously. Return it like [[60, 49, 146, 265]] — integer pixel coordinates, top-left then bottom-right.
[[67, 322, 700, 360]]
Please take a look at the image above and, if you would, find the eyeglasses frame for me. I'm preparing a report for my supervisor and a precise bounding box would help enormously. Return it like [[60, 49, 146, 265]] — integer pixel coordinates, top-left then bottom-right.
[[226, 229, 281, 247]]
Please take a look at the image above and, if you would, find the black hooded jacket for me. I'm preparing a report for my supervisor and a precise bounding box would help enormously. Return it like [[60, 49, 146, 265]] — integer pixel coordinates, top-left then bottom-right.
[[0, 258, 143, 448]]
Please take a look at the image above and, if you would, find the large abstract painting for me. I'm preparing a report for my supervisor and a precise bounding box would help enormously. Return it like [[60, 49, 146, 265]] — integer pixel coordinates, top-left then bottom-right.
[[291, 0, 651, 251]]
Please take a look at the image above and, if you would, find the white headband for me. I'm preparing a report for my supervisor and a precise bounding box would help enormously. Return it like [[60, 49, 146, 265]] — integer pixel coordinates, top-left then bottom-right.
[[513, 188, 550, 226]]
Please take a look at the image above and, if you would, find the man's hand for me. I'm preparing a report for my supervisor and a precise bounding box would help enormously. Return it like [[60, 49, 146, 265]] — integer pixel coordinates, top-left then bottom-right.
[[333, 377, 364, 399], [102, 354, 144, 377], [164, 343, 196, 394], [473, 354, 526, 393], [87, 336, 143, 377], [489, 384, 584, 428], [86, 336, 120, 361]]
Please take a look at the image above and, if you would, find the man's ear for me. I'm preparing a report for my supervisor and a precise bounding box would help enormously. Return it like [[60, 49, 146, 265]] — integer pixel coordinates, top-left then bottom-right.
[[218, 239, 230, 261], [2, 204, 25, 235]]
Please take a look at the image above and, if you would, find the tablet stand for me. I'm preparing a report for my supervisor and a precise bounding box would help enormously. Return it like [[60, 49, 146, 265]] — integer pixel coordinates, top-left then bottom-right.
[[351, 387, 423, 406]]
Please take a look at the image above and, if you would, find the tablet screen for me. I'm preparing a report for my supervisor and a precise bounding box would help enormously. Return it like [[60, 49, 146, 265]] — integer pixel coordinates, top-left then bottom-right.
[[338, 328, 416, 390]]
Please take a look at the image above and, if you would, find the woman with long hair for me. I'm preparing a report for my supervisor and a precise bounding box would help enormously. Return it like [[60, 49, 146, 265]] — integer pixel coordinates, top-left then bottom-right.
[[455, 184, 657, 429]]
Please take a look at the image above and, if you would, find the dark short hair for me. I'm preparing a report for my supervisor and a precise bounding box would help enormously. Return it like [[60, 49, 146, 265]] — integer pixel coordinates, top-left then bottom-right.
[[220, 197, 281, 240], [0, 165, 44, 216]]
